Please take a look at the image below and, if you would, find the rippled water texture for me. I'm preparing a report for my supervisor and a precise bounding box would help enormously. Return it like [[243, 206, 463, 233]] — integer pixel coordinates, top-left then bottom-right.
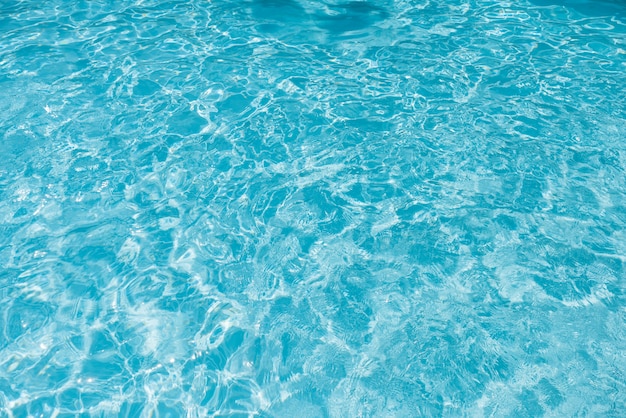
[[2, 0, 626, 416]]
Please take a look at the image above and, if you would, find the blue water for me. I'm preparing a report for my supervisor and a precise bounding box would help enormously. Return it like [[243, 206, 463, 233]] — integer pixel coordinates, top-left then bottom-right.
[[1, 0, 626, 416]]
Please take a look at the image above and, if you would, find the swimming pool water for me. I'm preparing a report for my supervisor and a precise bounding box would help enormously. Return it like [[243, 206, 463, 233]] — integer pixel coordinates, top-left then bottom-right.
[[1, 0, 626, 416]]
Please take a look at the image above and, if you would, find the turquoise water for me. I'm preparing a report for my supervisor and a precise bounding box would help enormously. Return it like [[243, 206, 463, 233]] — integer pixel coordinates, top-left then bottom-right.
[[1, 0, 626, 416]]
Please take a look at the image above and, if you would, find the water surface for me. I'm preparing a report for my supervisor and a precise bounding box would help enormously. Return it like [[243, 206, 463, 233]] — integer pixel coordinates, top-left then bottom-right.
[[1, 0, 626, 416]]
